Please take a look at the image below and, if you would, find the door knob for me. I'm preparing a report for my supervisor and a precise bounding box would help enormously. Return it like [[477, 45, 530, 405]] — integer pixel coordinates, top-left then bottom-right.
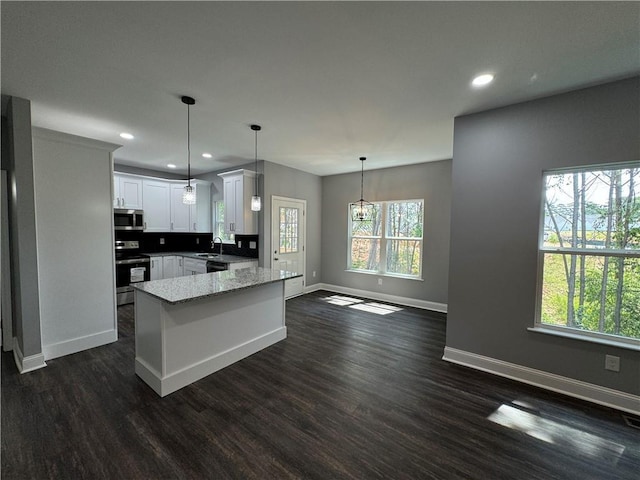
[[274, 257, 279, 261]]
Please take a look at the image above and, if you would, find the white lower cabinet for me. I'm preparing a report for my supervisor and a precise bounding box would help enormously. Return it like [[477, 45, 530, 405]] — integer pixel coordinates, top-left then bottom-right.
[[150, 257, 163, 280], [162, 256, 179, 279], [176, 256, 185, 277], [183, 258, 207, 276]]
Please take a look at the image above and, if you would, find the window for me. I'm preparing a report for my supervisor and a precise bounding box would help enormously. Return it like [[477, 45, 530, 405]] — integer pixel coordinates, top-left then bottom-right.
[[537, 164, 640, 345], [348, 200, 423, 278], [279, 207, 299, 253], [213, 201, 234, 243]]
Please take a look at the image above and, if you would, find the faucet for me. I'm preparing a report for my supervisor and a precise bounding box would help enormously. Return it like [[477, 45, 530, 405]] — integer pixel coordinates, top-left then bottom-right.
[[211, 236, 223, 255]]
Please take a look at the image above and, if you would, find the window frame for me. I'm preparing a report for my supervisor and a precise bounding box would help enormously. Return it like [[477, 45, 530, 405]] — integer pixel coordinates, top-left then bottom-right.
[[347, 199, 424, 280], [213, 200, 234, 244], [533, 163, 640, 350]]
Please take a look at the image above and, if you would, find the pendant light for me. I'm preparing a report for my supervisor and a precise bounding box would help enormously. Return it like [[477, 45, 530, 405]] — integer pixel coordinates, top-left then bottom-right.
[[182, 95, 196, 205], [250, 124, 262, 212], [351, 156, 374, 221]]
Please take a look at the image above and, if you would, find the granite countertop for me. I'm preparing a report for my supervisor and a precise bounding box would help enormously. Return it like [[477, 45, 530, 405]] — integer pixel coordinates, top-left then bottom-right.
[[144, 252, 258, 264], [132, 267, 301, 304]]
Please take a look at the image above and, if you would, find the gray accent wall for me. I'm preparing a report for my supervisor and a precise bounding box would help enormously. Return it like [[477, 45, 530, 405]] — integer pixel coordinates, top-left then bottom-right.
[[263, 161, 322, 286], [447, 77, 640, 395], [321, 160, 452, 305]]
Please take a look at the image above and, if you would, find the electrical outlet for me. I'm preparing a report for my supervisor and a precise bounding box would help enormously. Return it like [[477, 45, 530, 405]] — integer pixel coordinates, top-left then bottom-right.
[[378, 278, 383, 285], [313, 271, 316, 277], [605, 355, 620, 372], [159, 238, 165, 245], [249, 241, 257, 249], [196, 238, 199, 244], [238, 241, 242, 248]]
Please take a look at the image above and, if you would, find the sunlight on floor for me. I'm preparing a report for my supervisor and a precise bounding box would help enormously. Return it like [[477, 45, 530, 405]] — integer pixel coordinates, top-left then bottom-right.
[[324, 295, 364, 306], [323, 295, 403, 315], [487, 403, 626, 465]]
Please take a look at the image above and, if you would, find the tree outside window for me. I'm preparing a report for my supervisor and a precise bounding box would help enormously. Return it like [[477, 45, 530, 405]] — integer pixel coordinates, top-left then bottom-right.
[[349, 200, 423, 278], [539, 164, 640, 343]]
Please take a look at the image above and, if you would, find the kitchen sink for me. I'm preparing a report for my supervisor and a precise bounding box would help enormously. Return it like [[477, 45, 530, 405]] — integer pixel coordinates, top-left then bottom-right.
[[194, 253, 219, 258]]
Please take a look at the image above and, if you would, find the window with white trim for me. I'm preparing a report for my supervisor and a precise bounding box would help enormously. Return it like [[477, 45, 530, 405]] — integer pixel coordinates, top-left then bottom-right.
[[213, 201, 234, 243], [348, 200, 423, 278], [537, 164, 640, 344]]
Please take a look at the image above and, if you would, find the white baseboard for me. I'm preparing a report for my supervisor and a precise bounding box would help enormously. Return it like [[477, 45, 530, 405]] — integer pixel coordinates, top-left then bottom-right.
[[12, 337, 46, 373], [42, 329, 118, 360], [442, 346, 640, 416], [136, 327, 287, 397], [304, 282, 447, 313]]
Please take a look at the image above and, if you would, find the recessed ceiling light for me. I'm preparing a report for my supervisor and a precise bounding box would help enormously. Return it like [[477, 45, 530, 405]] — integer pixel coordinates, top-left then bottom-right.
[[202, 153, 212, 158], [167, 164, 177, 169], [119, 132, 134, 140], [472, 73, 494, 87]]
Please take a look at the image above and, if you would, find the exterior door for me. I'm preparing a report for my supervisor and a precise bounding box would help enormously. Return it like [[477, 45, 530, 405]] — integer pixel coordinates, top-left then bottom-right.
[[271, 196, 306, 298]]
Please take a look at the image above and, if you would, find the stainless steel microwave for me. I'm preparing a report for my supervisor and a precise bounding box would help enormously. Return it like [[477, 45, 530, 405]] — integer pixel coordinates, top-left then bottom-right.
[[114, 209, 144, 231]]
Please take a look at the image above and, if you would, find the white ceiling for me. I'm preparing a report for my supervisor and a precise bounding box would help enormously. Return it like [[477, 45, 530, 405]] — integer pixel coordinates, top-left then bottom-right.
[[2, 2, 638, 177]]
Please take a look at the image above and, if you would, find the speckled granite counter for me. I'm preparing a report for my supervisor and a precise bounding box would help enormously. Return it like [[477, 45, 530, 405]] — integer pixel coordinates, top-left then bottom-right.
[[133, 267, 299, 397], [133, 267, 300, 304]]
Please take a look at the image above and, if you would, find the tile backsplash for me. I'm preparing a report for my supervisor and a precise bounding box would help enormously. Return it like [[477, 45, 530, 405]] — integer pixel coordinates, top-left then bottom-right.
[[115, 231, 259, 258]]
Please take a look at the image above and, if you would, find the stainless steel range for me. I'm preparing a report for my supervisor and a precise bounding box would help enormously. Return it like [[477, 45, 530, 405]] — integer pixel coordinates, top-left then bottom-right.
[[115, 240, 150, 305]]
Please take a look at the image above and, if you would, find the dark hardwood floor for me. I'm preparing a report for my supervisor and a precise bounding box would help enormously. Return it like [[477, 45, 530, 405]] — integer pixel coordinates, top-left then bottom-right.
[[2, 290, 639, 479]]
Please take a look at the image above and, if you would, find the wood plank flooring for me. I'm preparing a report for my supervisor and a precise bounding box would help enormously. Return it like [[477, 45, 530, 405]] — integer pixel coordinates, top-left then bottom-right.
[[2, 290, 639, 479]]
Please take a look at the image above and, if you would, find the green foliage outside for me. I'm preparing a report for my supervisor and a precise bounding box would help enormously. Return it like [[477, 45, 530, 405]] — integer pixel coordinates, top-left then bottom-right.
[[542, 166, 640, 340], [350, 201, 423, 276]]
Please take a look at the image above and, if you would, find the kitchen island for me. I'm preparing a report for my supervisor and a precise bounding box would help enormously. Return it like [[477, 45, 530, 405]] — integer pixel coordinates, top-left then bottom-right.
[[132, 267, 302, 397]]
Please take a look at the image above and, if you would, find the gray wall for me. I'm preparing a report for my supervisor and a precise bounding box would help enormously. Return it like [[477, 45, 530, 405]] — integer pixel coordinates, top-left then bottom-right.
[[263, 161, 322, 286], [3, 97, 43, 358], [321, 160, 452, 304], [447, 77, 640, 395]]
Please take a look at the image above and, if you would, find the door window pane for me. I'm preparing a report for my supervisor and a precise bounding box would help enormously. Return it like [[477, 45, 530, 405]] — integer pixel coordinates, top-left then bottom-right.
[[279, 207, 299, 253]]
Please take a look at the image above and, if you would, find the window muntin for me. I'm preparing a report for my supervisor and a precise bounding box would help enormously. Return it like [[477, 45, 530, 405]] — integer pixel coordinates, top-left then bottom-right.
[[279, 207, 299, 253], [538, 165, 640, 343], [349, 200, 423, 278]]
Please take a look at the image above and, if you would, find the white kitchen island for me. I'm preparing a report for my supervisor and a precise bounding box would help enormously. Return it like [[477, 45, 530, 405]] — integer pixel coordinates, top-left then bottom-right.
[[132, 267, 302, 397]]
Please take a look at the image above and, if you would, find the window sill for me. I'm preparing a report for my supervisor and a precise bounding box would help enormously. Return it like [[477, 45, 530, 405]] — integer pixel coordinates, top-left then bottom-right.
[[528, 326, 640, 352], [345, 269, 424, 282]]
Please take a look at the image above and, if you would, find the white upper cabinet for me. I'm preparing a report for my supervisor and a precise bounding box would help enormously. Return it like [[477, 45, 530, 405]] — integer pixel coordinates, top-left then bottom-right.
[[142, 179, 171, 232], [190, 182, 211, 233], [116, 173, 212, 233], [218, 169, 258, 235], [113, 173, 143, 209], [170, 182, 191, 232]]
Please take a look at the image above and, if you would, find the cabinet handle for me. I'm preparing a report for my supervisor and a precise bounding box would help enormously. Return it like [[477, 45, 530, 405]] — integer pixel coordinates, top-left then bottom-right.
[[171, 222, 174, 230], [144, 222, 147, 230], [193, 222, 197, 231]]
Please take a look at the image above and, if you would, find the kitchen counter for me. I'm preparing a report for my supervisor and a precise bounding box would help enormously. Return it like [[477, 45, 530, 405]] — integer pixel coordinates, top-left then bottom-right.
[[132, 267, 300, 304], [133, 267, 300, 397], [144, 251, 257, 265]]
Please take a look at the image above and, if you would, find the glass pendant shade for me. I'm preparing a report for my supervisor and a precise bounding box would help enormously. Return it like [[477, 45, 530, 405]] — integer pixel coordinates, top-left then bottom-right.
[[251, 195, 262, 212], [183, 184, 196, 205]]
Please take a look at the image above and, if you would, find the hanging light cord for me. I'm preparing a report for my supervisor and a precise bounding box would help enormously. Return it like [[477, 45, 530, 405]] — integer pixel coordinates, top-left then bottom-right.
[[254, 128, 258, 195], [360, 158, 364, 202], [187, 103, 191, 188]]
